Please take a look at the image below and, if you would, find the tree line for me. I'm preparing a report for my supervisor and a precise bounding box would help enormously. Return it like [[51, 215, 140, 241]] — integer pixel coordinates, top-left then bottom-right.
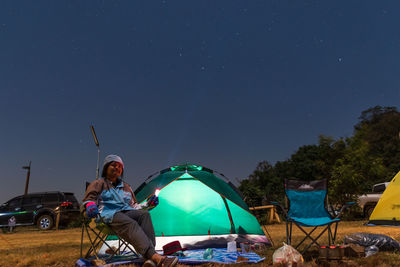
[[239, 106, 400, 206]]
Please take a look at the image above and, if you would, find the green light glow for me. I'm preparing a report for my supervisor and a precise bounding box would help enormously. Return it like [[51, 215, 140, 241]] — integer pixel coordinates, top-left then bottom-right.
[[178, 173, 194, 179], [150, 179, 231, 236], [170, 164, 203, 172]]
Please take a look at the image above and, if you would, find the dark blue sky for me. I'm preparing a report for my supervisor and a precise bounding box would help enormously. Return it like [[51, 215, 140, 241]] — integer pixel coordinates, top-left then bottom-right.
[[1, 1, 399, 203]]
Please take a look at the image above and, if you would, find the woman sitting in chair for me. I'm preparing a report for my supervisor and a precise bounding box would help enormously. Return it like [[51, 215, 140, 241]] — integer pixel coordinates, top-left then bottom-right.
[[83, 154, 178, 267]]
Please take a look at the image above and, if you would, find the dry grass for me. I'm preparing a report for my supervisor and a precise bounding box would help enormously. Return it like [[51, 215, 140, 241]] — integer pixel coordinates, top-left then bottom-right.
[[260, 221, 400, 266], [0, 227, 82, 267], [1, 221, 400, 266]]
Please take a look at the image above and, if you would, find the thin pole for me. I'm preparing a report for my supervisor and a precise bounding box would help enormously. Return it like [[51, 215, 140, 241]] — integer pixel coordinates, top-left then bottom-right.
[[90, 126, 100, 179], [23, 161, 31, 195], [248, 201, 275, 246], [96, 146, 100, 179]]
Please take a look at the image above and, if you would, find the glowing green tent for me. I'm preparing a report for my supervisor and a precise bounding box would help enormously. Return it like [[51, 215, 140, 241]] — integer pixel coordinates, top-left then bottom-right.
[[134, 164, 269, 250]]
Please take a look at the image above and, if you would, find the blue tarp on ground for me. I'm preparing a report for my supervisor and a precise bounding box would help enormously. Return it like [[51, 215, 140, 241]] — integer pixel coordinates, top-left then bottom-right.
[[76, 248, 265, 266], [175, 248, 265, 264]]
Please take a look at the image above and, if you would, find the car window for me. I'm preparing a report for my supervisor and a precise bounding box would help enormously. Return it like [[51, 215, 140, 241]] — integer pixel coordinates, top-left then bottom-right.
[[64, 193, 78, 203], [372, 184, 386, 193], [42, 193, 59, 202], [22, 196, 41, 206], [8, 197, 22, 208]]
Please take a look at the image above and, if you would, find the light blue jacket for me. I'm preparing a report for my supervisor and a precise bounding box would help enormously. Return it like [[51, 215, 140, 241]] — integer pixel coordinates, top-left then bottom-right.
[[83, 178, 139, 223]]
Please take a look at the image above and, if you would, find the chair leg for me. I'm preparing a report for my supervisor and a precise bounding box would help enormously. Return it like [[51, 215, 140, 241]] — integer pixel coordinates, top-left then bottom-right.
[[286, 221, 290, 245], [82, 220, 138, 262], [88, 227, 117, 260], [84, 224, 102, 260], [97, 223, 138, 257], [328, 226, 332, 245], [294, 225, 318, 249], [301, 226, 332, 254], [291, 223, 337, 254], [105, 228, 137, 256], [332, 222, 339, 244], [86, 224, 114, 258], [287, 221, 294, 245], [327, 222, 339, 246]]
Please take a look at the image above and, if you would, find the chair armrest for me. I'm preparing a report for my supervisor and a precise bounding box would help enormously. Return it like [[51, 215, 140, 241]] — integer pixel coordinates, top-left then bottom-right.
[[80, 208, 103, 225], [270, 201, 289, 218], [334, 201, 355, 219]]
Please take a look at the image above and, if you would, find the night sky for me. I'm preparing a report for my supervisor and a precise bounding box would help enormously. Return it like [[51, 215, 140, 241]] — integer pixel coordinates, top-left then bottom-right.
[[1, 1, 399, 203]]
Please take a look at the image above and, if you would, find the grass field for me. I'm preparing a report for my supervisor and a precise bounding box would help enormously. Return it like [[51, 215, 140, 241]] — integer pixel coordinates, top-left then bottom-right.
[[1, 221, 400, 266]]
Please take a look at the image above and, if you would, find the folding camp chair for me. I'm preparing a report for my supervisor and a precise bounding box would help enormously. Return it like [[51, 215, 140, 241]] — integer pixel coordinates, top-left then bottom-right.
[[80, 212, 138, 263], [272, 179, 354, 254]]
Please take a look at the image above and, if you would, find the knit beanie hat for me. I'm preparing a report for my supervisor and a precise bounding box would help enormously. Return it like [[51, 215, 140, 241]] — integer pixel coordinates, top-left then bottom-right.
[[101, 154, 124, 177]]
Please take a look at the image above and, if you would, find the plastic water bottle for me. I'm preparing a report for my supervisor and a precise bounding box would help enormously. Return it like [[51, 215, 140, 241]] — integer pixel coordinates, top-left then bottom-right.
[[227, 241, 237, 252], [203, 248, 213, 259]]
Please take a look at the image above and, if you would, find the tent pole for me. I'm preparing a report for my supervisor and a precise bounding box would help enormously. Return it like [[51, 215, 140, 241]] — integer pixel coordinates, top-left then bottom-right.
[[222, 196, 236, 234], [249, 203, 274, 246]]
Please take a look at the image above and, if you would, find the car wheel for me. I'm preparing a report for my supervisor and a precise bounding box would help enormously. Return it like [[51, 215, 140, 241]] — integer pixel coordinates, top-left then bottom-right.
[[365, 205, 376, 218], [37, 215, 54, 230]]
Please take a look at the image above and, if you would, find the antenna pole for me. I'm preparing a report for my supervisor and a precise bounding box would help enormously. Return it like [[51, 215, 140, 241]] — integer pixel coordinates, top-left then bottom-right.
[[90, 126, 100, 179], [23, 161, 31, 195], [96, 146, 100, 179]]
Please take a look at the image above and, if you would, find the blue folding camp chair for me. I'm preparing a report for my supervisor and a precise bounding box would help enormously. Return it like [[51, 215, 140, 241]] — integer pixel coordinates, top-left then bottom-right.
[[80, 213, 138, 263], [80, 182, 138, 264], [272, 179, 354, 254]]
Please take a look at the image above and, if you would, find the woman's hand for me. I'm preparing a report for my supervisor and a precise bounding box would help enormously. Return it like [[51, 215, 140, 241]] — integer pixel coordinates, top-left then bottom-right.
[[147, 195, 159, 208], [86, 202, 99, 218]]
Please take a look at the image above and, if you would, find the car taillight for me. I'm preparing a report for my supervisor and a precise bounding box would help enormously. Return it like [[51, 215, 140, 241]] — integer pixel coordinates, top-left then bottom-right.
[[60, 201, 72, 207]]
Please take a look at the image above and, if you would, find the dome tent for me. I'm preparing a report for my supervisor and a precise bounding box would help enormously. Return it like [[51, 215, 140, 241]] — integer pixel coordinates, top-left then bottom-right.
[[368, 170, 400, 226], [101, 163, 270, 252]]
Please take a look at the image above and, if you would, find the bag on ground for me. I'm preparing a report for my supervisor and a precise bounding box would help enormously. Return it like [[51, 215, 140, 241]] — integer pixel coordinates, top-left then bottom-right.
[[272, 243, 303, 266], [344, 233, 400, 251]]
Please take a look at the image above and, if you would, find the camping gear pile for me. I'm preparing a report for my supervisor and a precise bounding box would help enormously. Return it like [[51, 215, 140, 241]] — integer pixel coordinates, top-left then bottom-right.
[[76, 239, 266, 266], [312, 232, 400, 265]]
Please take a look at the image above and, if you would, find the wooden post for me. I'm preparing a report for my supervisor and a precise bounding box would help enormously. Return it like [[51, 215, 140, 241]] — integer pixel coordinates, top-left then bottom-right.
[[249, 205, 281, 223], [56, 210, 61, 230], [272, 206, 281, 223], [268, 207, 274, 223], [22, 161, 31, 196]]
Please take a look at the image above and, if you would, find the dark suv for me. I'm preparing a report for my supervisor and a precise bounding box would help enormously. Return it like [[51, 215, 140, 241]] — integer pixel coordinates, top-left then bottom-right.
[[0, 191, 80, 230]]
